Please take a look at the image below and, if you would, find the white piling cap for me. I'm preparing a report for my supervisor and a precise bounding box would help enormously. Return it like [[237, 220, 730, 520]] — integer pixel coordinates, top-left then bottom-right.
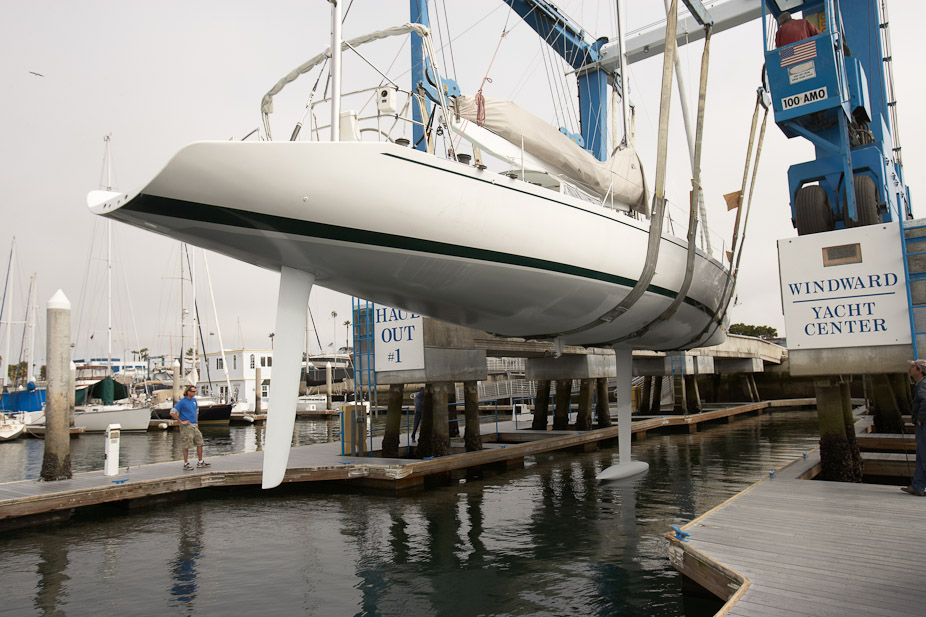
[[173, 359, 180, 367], [48, 289, 70, 310]]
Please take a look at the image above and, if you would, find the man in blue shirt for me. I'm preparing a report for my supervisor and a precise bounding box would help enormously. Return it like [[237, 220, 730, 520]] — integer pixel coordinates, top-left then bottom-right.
[[903, 360, 926, 496], [170, 385, 210, 470]]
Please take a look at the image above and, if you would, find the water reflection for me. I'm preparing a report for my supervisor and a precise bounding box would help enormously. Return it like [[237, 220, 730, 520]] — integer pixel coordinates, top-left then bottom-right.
[[34, 532, 70, 616], [0, 410, 819, 616], [169, 504, 203, 611]]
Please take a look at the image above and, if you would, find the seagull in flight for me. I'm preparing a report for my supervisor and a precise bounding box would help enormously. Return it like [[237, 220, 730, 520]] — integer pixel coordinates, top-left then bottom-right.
[[28, 71, 44, 77]]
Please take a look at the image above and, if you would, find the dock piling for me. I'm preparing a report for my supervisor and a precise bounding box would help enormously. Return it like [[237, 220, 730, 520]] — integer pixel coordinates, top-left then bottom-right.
[[41, 290, 72, 481], [531, 379, 550, 430], [553, 380, 571, 430], [595, 378, 612, 428]]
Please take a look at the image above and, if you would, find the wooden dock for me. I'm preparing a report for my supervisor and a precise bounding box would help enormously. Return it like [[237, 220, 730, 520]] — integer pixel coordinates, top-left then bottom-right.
[[668, 415, 926, 616], [0, 399, 813, 528]]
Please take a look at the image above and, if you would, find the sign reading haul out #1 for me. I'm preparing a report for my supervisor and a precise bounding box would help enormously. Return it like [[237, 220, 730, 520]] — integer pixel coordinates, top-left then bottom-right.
[[778, 225, 911, 350], [373, 306, 425, 372]]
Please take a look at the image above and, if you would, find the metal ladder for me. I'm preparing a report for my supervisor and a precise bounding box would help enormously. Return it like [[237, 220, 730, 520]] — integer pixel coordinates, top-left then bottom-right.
[[350, 298, 377, 455], [900, 222, 926, 359], [669, 351, 686, 412]]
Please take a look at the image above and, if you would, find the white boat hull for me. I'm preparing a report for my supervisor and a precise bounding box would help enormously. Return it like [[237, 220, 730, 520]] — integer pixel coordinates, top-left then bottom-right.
[[74, 405, 151, 432], [89, 141, 730, 349], [0, 418, 25, 441]]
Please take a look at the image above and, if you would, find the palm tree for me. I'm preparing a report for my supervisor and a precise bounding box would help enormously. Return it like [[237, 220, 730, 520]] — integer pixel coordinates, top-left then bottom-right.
[[343, 320, 351, 349], [330, 311, 337, 350]]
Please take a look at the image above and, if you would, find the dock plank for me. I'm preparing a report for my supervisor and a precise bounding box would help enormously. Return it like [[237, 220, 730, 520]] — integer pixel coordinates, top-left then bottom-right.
[[669, 473, 926, 617]]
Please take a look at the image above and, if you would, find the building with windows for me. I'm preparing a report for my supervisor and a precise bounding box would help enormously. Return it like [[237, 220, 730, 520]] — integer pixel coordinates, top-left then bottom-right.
[[196, 348, 273, 409]]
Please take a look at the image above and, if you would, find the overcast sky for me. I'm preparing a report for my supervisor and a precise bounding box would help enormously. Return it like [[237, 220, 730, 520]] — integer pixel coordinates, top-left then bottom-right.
[[1, 0, 923, 369]]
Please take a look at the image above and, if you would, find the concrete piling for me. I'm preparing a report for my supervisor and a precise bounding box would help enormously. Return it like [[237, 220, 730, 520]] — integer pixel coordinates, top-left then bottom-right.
[[595, 378, 612, 428], [871, 374, 904, 433], [430, 382, 451, 457], [447, 386, 460, 438], [685, 376, 702, 413], [463, 380, 482, 451], [531, 379, 550, 430], [575, 379, 594, 431], [553, 379, 571, 430], [382, 384, 403, 458], [673, 375, 688, 413], [417, 385, 435, 457], [41, 290, 72, 481], [814, 377, 862, 482]]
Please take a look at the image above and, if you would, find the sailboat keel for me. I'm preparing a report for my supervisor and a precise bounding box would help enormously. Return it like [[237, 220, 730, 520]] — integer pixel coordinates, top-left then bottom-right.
[[262, 267, 316, 489]]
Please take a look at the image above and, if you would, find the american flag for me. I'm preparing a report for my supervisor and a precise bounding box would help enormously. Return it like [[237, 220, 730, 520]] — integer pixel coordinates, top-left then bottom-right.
[[780, 40, 817, 67]]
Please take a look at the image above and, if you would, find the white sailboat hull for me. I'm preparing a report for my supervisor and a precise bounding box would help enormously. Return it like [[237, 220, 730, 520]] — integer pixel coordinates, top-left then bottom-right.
[[74, 405, 151, 432], [90, 141, 730, 349], [0, 418, 25, 441]]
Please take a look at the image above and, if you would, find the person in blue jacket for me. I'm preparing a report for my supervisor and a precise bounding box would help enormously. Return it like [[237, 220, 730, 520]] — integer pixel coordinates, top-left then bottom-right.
[[411, 387, 425, 443], [903, 360, 926, 496], [170, 385, 211, 471]]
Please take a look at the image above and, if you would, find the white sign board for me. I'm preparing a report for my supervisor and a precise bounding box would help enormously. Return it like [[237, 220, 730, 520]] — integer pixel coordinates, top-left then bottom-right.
[[373, 305, 425, 372], [781, 86, 827, 111], [778, 224, 911, 350]]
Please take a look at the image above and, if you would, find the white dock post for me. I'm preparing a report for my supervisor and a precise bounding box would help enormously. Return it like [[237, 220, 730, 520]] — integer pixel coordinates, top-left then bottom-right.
[[104, 424, 121, 476], [41, 290, 72, 481]]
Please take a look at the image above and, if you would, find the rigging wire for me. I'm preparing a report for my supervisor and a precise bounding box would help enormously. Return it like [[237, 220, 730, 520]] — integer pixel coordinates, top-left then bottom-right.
[[538, 38, 565, 130], [440, 0, 459, 82]]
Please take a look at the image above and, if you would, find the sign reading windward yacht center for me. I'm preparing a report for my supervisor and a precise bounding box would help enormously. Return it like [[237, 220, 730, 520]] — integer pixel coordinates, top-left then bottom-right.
[[373, 306, 425, 371], [778, 224, 911, 349]]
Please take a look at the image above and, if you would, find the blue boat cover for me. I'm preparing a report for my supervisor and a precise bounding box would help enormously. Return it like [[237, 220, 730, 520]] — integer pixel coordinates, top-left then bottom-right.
[[2, 387, 46, 412]]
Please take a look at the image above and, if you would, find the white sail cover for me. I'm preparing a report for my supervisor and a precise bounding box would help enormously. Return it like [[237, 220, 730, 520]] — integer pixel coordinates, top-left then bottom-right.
[[455, 95, 649, 214]]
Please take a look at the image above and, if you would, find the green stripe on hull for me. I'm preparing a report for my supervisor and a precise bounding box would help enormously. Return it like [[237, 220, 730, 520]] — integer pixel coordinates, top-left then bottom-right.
[[121, 194, 718, 317]]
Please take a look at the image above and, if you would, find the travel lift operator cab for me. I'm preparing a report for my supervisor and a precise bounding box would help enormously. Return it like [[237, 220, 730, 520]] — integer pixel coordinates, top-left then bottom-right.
[[761, 0, 911, 236]]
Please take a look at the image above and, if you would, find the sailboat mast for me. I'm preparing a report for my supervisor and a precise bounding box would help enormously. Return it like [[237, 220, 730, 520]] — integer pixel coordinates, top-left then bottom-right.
[[104, 134, 114, 373], [616, 1, 632, 147], [330, 0, 342, 142], [1, 237, 15, 388], [179, 243, 185, 377], [202, 251, 232, 400], [188, 244, 198, 379], [26, 273, 37, 383]]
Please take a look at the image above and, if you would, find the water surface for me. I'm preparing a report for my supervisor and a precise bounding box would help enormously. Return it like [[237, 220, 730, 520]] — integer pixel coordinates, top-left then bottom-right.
[[0, 410, 820, 616]]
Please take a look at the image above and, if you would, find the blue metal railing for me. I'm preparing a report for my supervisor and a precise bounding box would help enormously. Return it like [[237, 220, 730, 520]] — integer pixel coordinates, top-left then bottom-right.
[[349, 298, 377, 456], [900, 223, 926, 359]]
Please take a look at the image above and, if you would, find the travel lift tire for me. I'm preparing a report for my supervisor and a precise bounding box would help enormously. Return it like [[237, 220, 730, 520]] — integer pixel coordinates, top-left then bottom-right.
[[795, 185, 834, 236], [844, 174, 880, 228]]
